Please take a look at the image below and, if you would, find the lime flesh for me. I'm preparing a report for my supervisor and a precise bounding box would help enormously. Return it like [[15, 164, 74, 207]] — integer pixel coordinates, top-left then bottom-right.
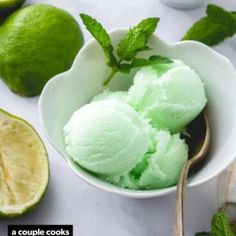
[[0, 109, 49, 218]]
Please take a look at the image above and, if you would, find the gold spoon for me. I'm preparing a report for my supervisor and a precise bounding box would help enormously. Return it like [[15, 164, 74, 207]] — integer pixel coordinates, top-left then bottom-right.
[[174, 112, 210, 236]]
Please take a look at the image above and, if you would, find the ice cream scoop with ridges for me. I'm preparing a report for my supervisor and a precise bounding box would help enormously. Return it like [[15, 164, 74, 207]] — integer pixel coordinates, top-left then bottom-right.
[[128, 60, 207, 132], [138, 130, 188, 189], [104, 130, 188, 190], [64, 100, 154, 176]]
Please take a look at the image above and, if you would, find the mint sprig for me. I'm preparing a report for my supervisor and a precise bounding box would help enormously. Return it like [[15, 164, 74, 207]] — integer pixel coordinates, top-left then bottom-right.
[[182, 4, 236, 46], [211, 210, 235, 236], [80, 14, 172, 85], [195, 210, 236, 236]]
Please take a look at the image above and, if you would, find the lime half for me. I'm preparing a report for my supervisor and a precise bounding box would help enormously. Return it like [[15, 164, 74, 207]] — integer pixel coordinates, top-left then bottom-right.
[[0, 109, 49, 218]]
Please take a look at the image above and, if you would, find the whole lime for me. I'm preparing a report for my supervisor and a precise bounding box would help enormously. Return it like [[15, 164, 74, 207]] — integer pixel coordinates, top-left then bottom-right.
[[0, 4, 83, 96], [0, 0, 25, 20]]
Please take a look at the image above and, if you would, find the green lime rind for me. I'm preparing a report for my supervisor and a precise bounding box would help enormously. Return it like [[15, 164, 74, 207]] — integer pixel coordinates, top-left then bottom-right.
[[0, 108, 50, 218], [0, 188, 49, 219], [0, 4, 84, 96]]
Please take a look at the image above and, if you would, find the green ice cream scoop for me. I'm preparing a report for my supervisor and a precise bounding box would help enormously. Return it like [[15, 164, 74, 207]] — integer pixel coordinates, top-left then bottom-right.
[[138, 130, 188, 189], [64, 100, 154, 176], [128, 60, 207, 132], [105, 130, 188, 190]]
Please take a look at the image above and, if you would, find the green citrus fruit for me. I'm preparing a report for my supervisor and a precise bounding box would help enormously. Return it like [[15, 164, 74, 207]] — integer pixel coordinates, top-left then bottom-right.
[[0, 0, 25, 20], [0, 109, 49, 218], [0, 4, 84, 96]]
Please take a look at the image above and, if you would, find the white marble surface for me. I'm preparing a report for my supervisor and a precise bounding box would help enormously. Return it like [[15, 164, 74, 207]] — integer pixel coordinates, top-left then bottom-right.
[[0, 0, 236, 235]]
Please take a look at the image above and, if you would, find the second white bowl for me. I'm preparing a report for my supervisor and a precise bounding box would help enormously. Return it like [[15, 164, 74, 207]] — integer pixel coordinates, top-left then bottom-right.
[[159, 0, 206, 9]]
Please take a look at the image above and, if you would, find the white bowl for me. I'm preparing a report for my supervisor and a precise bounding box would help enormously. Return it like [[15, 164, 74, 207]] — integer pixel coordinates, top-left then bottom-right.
[[39, 29, 236, 198]]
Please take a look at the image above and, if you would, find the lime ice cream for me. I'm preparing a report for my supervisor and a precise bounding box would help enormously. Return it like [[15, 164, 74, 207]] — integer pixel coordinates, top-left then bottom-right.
[[105, 130, 188, 189], [64, 100, 153, 176], [128, 60, 207, 132], [64, 59, 207, 190]]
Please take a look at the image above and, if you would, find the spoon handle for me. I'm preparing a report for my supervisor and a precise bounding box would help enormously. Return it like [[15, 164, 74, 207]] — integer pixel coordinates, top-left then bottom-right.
[[174, 160, 192, 236]]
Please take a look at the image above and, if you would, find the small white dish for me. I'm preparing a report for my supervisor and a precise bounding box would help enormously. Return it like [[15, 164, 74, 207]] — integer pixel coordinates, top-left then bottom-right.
[[159, 0, 206, 9], [39, 29, 236, 198]]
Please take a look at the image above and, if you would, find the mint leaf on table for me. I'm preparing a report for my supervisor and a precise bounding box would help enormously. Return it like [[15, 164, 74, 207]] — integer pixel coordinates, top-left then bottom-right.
[[211, 210, 235, 236], [182, 17, 234, 46], [80, 14, 171, 85], [207, 4, 236, 31], [80, 14, 118, 69], [182, 4, 236, 46], [195, 210, 236, 236], [117, 18, 159, 61]]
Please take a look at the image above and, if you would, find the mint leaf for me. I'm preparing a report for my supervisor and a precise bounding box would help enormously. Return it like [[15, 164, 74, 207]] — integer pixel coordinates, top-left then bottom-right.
[[232, 12, 236, 18], [117, 18, 159, 61], [80, 14, 118, 68], [211, 210, 235, 236], [117, 29, 147, 61], [207, 4, 236, 32], [118, 63, 132, 73], [131, 55, 172, 68], [182, 4, 236, 46], [182, 17, 234, 46], [118, 55, 172, 73], [135, 18, 160, 38], [195, 232, 210, 236]]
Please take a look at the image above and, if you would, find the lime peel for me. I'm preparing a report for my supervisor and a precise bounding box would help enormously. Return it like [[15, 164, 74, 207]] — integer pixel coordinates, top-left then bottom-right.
[[0, 4, 84, 96]]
